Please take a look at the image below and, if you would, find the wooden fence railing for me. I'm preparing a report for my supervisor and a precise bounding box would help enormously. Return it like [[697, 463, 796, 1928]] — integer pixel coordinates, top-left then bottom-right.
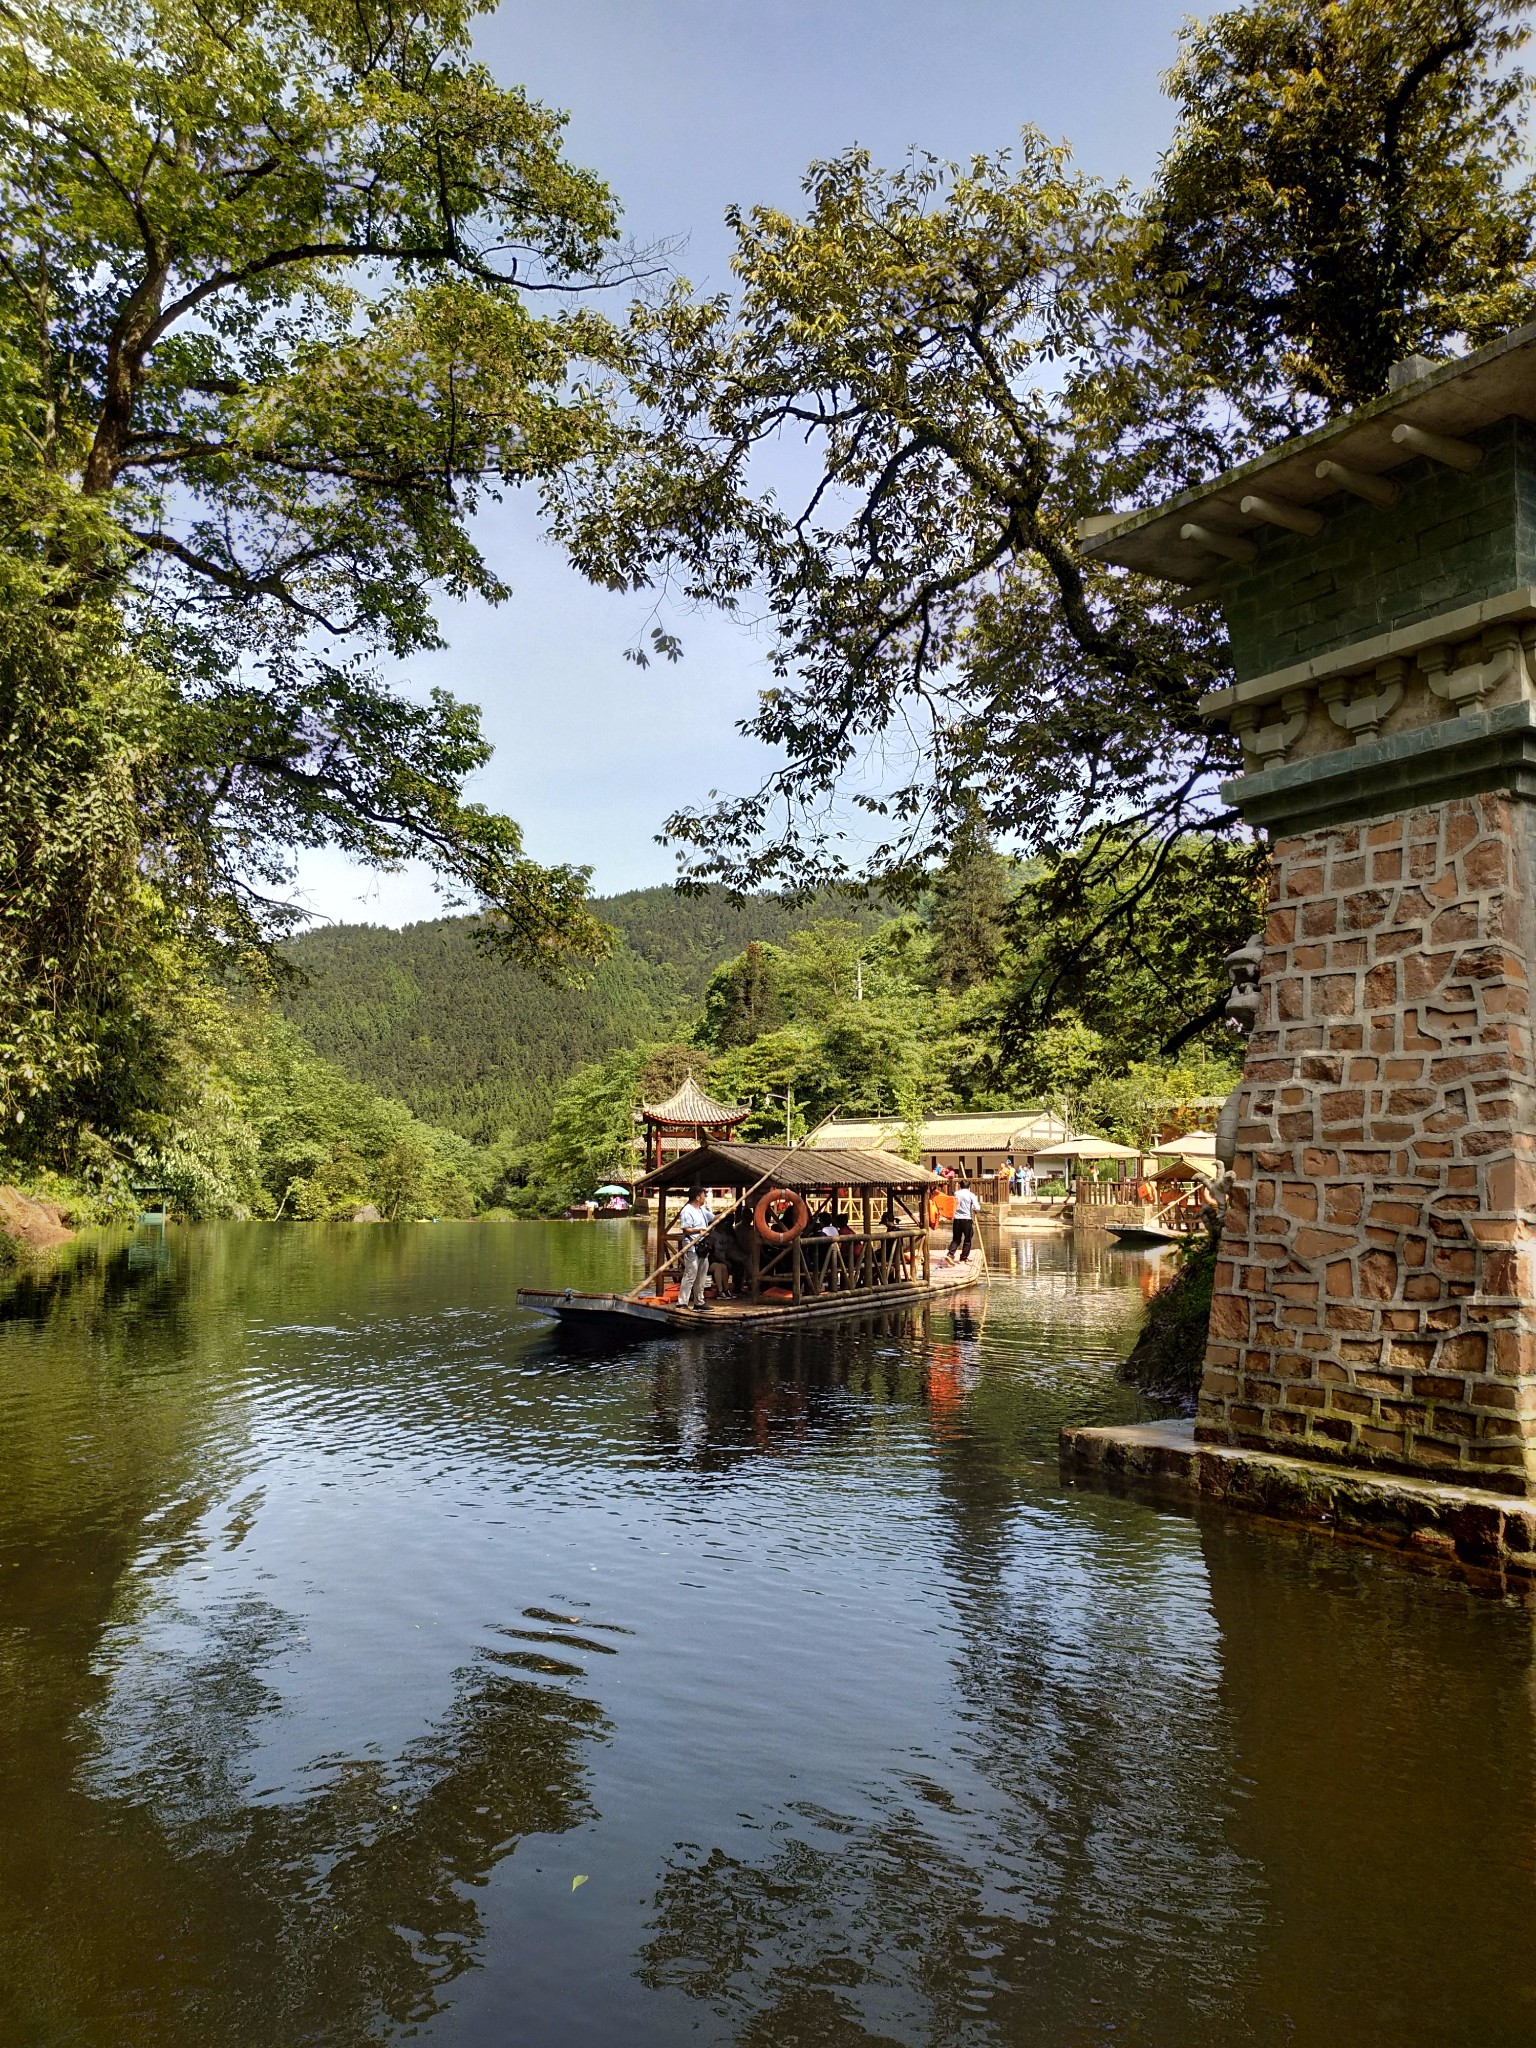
[[1074, 1179, 1138, 1206], [664, 1226, 930, 1302]]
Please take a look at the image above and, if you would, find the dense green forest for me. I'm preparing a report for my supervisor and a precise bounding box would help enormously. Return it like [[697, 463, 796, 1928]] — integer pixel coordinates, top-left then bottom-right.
[[279, 888, 884, 1142], [267, 837, 1253, 1219]]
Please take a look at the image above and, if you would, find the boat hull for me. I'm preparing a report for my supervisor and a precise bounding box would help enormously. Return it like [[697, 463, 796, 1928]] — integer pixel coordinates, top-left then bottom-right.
[[518, 1254, 986, 1331]]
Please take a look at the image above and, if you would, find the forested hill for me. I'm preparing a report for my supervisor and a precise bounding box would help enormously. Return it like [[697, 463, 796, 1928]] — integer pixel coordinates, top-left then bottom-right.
[[279, 887, 880, 1142]]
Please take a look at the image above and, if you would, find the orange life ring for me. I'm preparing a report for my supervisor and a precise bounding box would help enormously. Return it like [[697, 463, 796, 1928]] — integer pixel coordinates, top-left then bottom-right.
[[753, 1187, 809, 1244]]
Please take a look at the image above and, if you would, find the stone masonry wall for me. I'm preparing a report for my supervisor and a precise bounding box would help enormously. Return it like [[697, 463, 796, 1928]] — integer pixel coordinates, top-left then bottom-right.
[[1199, 791, 1536, 1496]]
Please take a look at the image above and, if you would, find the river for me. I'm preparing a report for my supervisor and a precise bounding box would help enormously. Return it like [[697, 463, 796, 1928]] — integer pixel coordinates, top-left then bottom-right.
[[0, 1220, 1531, 2045]]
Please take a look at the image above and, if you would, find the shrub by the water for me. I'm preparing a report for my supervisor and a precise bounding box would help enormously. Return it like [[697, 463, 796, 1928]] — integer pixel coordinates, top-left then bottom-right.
[[1121, 1234, 1218, 1414]]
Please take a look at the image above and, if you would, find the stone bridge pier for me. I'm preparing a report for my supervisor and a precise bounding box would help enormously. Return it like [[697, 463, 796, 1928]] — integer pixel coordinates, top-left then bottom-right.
[[1069, 325, 1536, 1524], [1206, 793, 1536, 1493]]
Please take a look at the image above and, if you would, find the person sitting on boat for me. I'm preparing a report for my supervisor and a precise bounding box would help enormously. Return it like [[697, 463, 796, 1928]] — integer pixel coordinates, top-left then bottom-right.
[[945, 1181, 980, 1264], [705, 1213, 748, 1298], [677, 1186, 715, 1309]]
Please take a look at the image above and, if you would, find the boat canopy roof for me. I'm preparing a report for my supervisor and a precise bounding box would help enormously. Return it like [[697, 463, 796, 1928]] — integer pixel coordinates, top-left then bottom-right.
[[639, 1142, 939, 1193], [637, 1074, 749, 1129]]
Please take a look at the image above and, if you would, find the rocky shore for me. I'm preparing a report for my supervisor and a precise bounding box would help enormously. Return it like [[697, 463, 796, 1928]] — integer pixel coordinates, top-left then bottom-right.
[[0, 1189, 76, 1257]]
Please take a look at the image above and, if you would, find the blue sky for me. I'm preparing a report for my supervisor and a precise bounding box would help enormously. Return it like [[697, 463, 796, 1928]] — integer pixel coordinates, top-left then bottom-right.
[[294, 0, 1196, 926]]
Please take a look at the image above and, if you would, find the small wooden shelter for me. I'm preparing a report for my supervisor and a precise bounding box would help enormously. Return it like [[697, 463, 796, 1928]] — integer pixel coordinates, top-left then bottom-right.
[[639, 1142, 940, 1305], [638, 1075, 750, 1174]]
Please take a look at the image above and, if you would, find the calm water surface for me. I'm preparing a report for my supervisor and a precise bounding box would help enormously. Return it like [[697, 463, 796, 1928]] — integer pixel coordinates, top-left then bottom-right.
[[1, 1220, 1533, 2046]]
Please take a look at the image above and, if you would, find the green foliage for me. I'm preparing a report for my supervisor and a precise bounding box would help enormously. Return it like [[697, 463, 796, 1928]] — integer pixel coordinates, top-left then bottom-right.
[[514, 1041, 705, 1214], [1005, 831, 1268, 1065], [1153, 0, 1536, 415], [1088, 1056, 1241, 1150], [698, 941, 784, 1049], [0, 984, 488, 1223], [1016, 1019, 1106, 1135], [559, 136, 1233, 898], [222, 1011, 485, 1220], [279, 887, 884, 1142], [365, 851, 1251, 1215], [0, 0, 638, 1173], [0, 583, 183, 1165], [553, 2, 1536, 996], [928, 806, 1014, 994], [1121, 1232, 1219, 1412]]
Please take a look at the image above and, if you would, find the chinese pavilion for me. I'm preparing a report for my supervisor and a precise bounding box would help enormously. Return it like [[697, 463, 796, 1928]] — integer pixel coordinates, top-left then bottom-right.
[[637, 1075, 750, 1174]]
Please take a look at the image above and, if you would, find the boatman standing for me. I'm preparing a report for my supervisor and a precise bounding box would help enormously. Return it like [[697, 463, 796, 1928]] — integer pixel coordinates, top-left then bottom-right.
[[677, 1185, 715, 1309], [946, 1180, 980, 1265]]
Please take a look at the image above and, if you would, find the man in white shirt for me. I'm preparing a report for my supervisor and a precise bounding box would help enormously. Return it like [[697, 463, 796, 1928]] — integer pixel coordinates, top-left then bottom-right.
[[677, 1186, 715, 1308], [947, 1181, 981, 1264]]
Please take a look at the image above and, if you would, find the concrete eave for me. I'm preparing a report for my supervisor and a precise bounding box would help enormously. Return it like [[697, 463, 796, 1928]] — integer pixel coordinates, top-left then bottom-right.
[[1218, 698, 1536, 836], [1079, 322, 1536, 584]]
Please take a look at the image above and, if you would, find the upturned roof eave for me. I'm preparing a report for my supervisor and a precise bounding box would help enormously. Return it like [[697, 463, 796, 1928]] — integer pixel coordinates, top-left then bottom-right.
[[1078, 320, 1536, 584], [638, 1075, 750, 1126], [640, 1112, 749, 1130]]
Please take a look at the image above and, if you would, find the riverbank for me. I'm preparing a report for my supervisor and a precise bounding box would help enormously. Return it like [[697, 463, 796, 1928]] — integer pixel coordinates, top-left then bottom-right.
[[0, 1186, 75, 1257]]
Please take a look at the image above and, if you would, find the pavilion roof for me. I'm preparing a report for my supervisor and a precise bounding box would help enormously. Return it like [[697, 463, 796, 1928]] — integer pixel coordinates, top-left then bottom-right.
[[638, 1142, 938, 1193], [638, 1074, 749, 1128]]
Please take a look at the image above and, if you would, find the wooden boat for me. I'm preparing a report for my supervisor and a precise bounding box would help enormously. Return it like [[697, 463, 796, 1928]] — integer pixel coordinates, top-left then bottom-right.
[[518, 1141, 986, 1332], [1107, 1164, 1221, 1246], [1107, 1224, 1182, 1247]]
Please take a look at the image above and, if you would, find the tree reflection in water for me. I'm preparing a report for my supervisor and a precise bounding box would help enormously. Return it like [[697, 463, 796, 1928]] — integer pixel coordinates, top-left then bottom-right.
[[636, 1296, 1259, 2046], [7, 1221, 1525, 2044], [0, 1227, 615, 2046]]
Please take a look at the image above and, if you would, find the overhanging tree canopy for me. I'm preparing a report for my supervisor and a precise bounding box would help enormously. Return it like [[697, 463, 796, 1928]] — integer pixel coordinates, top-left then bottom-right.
[[1, 0, 633, 961], [555, 0, 1536, 1013]]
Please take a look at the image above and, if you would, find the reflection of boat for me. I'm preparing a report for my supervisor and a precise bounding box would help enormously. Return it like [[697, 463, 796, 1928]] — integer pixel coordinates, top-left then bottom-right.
[[518, 1141, 987, 1331]]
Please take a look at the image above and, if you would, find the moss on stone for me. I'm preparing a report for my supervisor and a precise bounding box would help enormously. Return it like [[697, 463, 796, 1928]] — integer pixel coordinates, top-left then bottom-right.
[[1120, 1234, 1217, 1414]]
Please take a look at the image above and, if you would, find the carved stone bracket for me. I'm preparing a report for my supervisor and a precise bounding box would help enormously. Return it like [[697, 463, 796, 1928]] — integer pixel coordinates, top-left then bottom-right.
[[1420, 625, 1536, 715], [1320, 659, 1406, 744], [1232, 686, 1310, 767], [1215, 932, 1265, 1182], [1222, 933, 1264, 1036]]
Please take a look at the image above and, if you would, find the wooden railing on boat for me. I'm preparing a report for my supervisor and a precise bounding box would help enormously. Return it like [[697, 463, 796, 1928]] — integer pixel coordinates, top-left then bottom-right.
[[650, 1225, 930, 1304], [1151, 1194, 1208, 1233]]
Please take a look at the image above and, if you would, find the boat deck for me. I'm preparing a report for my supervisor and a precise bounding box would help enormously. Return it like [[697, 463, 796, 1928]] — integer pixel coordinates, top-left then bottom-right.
[[519, 1251, 987, 1331]]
